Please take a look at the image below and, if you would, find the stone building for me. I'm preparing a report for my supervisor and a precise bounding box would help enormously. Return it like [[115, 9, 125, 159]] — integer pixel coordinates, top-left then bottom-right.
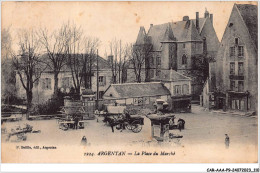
[[129, 9, 219, 99], [214, 4, 258, 113], [16, 54, 113, 104]]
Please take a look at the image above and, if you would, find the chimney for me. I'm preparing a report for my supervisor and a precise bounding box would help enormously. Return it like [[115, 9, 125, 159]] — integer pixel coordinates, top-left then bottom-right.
[[196, 12, 200, 31], [150, 24, 153, 28], [210, 14, 213, 24], [183, 16, 189, 21]]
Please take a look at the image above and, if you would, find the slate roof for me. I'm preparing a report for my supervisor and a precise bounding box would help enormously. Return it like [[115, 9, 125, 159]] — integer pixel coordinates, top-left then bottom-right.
[[145, 18, 204, 51], [236, 4, 258, 49], [171, 19, 202, 41], [147, 23, 175, 51], [136, 27, 147, 45], [104, 82, 171, 99]]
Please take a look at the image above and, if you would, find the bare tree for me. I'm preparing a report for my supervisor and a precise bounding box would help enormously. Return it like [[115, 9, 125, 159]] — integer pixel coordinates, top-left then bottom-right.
[[12, 29, 46, 119], [120, 43, 131, 83], [66, 23, 100, 95], [107, 38, 131, 84], [129, 42, 152, 83], [83, 37, 100, 89], [108, 38, 121, 84], [38, 23, 71, 98], [1, 27, 16, 104]]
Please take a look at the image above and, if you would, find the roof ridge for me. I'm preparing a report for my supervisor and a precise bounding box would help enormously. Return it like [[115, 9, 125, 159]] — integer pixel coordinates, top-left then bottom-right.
[[111, 82, 162, 86]]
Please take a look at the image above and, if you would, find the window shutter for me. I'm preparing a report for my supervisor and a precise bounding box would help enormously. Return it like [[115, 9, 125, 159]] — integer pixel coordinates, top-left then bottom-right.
[[48, 78, 51, 89], [104, 76, 106, 85]]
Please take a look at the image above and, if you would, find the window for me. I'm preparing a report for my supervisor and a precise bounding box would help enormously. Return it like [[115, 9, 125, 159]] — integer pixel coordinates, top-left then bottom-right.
[[230, 62, 235, 75], [150, 69, 154, 78], [238, 62, 244, 75], [235, 38, 239, 45], [230, 80, 235, 91], [98, 76, 106, 86], [238, 81, 244, 92], [238, 46, 244, 57], [182, 84, 189, 95], [182, 54, 187, 65], [174, 85, 181, 95], [156, 69, 161, 77], [183, 44, 185, 48], [151, 56, 154, 65], [156, 56, 161, 66], [230, 47, 235, 56], [42, 78, 52, 90], [99, 91, 104, 99]]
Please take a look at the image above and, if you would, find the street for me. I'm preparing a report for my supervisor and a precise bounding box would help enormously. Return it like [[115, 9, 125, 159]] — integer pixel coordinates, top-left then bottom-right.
[[1, 105, 258, 163]]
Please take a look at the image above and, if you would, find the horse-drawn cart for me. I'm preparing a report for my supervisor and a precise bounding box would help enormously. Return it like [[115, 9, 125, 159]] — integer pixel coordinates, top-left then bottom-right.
[[103, 106, 144, 133]]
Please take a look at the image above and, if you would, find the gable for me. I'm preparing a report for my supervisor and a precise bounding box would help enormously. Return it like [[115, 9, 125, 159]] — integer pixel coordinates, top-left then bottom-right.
[[147, 23, 175, 51], [236, 4, 258, 49], [200, 18, 220, 53], [136, 27, 147, 45], [219, 4, 257, 53], [171, 20, 202, 42]]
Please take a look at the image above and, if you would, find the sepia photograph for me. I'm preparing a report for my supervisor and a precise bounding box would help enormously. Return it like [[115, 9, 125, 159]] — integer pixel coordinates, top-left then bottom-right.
[[1, 1, 258, 166]]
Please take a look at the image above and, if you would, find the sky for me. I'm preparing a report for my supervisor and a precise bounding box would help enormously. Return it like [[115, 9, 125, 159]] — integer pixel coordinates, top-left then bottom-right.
[[2, 1, 258, 57]]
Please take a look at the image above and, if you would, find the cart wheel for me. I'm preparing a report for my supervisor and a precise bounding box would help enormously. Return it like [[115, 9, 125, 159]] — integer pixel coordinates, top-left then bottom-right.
[[125, 123, 132, 130], [62, 124, 69, 131], [131, 120, 142, 133]]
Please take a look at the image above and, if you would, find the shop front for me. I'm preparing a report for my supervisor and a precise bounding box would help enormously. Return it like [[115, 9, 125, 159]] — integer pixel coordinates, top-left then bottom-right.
[[227, 91, 250, 111]]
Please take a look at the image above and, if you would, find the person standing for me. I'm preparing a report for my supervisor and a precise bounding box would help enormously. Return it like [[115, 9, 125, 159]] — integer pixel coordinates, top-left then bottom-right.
[[177, 118, 185, 131], [225, 134, 230, 149], [74, 116, 79, 130]]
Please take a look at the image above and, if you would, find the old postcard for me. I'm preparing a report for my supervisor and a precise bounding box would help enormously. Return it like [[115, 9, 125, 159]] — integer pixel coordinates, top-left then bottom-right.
[[1, 1, 258, 165]]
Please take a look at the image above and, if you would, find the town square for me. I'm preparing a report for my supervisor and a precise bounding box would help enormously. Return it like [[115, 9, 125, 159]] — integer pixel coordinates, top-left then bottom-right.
[[1, 1, 258, 165]]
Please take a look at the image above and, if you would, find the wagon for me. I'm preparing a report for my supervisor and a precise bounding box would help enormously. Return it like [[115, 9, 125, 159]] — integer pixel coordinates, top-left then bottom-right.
[[107, 114, 144, 133]]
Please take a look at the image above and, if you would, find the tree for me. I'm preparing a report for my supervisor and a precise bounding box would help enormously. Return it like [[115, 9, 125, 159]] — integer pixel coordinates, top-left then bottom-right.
[[66, 23, 100, 95], [39, 23, 71, 98], [107, 39, 130, 84], [1, 28, 17, 104], [191, 53, 209, 83], [108, 38, 119, 84], [12, 29, 46, 119], [129, 41, 152, 83]]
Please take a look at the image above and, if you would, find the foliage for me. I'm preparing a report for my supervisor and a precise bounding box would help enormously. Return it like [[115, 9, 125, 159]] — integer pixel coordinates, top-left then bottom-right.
[[191, 54, 209, 83], [29, 90, 65, 115]]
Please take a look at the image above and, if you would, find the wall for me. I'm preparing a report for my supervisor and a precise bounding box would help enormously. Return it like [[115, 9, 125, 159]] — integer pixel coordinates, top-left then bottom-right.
[[16, 69, 113, 104], [215, 5, 258, 112]]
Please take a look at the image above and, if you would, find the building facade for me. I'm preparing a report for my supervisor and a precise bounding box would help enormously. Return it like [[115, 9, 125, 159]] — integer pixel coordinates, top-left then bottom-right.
[[103, 82, 171, 107], [130, 9, 219, 100], [16, 55, 113, 104], [214, 4, 258, 113]]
